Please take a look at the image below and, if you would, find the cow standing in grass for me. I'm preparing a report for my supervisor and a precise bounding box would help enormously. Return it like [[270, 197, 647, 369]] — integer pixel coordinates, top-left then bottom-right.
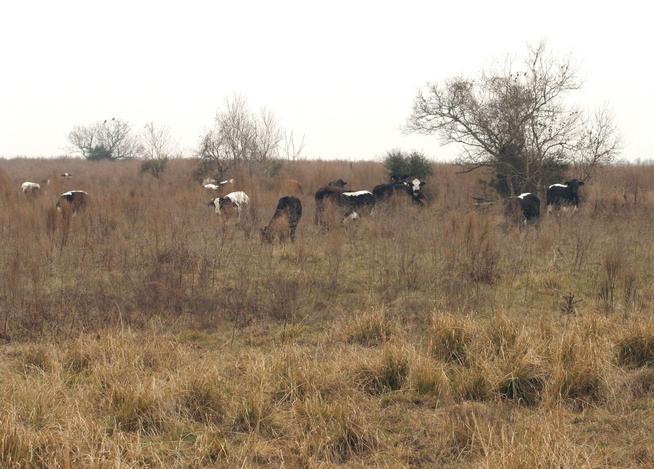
[[315, 185, 375, 225], [504, 193, 540, 224], [261, 196, 303, 243], [373, 177, 427, 206], [208, 191, 249, 220], [20, 182, 41, 197], [56, 191, 88, 215], [547, 179, 584, 212]]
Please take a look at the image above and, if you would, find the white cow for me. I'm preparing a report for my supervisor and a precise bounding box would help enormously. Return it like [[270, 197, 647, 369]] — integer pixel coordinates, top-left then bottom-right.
[[20, 182, 41, 196]]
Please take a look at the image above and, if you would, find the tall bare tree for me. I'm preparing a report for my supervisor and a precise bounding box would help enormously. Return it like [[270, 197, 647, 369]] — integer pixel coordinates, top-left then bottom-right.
[[282, 130, 305, 161], [408, 42, 620, 195], [198, 95, 284, 172], [141, 122, 180, 160]]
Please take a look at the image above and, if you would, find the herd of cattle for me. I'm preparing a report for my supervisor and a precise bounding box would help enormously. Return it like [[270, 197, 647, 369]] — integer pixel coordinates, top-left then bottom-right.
[[17, 172, 586, 243]]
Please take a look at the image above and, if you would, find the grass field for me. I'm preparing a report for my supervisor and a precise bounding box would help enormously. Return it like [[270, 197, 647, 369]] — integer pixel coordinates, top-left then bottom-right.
[[2, 157, 654, 467]]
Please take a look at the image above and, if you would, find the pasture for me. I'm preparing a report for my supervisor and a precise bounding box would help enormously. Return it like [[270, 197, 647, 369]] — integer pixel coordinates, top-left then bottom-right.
[[1, 157, 654, 467]]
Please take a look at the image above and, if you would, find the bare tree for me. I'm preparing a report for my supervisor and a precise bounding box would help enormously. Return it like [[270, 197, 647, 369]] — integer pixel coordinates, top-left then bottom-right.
[[68, 118, 142, 160], [408, 42, 620, 195], [141, 122, 180, 160], [255, 108, 283, 161], [572, 108, 621, 181], [282, 130, 305, 161], [198, 95, 285, 168]]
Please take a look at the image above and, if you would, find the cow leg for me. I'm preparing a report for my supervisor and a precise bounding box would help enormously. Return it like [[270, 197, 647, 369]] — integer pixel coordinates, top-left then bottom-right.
[[290, 221, 297, 241]]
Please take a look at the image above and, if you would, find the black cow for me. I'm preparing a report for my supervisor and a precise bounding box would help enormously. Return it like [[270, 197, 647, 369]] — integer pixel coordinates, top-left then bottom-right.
[[261, 196, 303, 243], [390, 174, 409, 183], [546, 179, 584, 212], [504, 192, 540, 224], [56, 190, 88, 214]]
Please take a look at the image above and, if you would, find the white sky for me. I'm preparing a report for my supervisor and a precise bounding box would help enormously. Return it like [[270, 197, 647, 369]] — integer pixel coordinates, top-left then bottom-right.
[[0, 0, 651, 161]]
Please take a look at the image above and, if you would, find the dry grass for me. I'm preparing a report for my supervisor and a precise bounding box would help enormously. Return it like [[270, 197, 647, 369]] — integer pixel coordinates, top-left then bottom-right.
[[1, 157, 654, 466]]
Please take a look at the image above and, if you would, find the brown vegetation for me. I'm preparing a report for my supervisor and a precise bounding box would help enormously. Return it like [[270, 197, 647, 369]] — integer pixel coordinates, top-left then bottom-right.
[[1, 157, 654, 466]]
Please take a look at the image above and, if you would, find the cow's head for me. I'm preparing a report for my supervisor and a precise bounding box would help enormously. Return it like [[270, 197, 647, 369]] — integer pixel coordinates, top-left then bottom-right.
[[566, 179, 585, 191], [328, 178, 348, 188], [260, 226, 273, 243], [214, 197, 238, 216], [410, 178, 426, 195]]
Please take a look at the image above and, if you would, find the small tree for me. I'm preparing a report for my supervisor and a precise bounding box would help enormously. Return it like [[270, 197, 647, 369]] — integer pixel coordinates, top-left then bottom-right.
[[383, 150, 433, 180], [198, 95, 290, 178], [139, 122, 179, 178], [408, 42, 620, 196], [68, 118, 142, 161]]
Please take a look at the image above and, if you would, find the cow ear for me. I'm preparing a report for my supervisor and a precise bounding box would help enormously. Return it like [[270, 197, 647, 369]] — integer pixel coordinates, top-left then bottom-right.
[[420, 181, 426, 186]]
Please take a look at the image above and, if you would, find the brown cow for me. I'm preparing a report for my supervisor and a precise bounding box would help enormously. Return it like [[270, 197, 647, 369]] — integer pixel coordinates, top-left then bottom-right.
[[277, 179, 303, 197]]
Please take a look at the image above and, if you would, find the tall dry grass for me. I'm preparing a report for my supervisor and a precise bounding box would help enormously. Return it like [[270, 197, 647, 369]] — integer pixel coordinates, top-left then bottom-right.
[[1, 157, 654, 466]]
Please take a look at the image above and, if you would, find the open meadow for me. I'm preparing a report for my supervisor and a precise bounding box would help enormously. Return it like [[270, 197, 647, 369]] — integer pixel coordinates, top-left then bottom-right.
[[2, 158, 654, 467]]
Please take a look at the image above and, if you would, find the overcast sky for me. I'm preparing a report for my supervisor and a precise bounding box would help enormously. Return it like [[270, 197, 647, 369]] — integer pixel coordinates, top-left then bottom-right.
[[0, 1, 651, 161]]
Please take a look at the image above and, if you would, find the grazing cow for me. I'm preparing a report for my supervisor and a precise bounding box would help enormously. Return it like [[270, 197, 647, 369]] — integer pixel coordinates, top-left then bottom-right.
[[56, 191, 88, 214], [314, 186, 375, 225], [61, 172, 73, 178], [261, 196, 303, 243], [204, 178, 234, 190], [20, 182, 41, 196], [373, 177, 427, 206], [504, 192, 540, 224], [208, 191, 249, 220], [547, 179, 585, 212]]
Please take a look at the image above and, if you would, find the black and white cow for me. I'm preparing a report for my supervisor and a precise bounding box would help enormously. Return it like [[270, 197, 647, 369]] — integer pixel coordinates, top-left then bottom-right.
[[203, 178, 234, 192], [504, 192, 540, 224], [546, 179, 584, 212], [373, 177, 427, 206], [314, 185, 375, 225], [261, 196, 303, 243], [208, 191, 249, 220], [56, 190, 88, 214]]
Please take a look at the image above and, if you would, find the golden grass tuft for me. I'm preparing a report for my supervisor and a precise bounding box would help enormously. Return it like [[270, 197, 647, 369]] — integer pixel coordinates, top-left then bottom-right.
[[177, 373, 225, 425], [341, 310, 395, 346], [497, 355, 548, 406], [108, 384, 167, 434], [450, 366, 493, 402], [409, 355, 451, 403], [19, 345, 57, 375], [430, 313, 475, 365], [294, 396, 379, 463], [616, 326, 654, 368], [352, 345, 410, 395]]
